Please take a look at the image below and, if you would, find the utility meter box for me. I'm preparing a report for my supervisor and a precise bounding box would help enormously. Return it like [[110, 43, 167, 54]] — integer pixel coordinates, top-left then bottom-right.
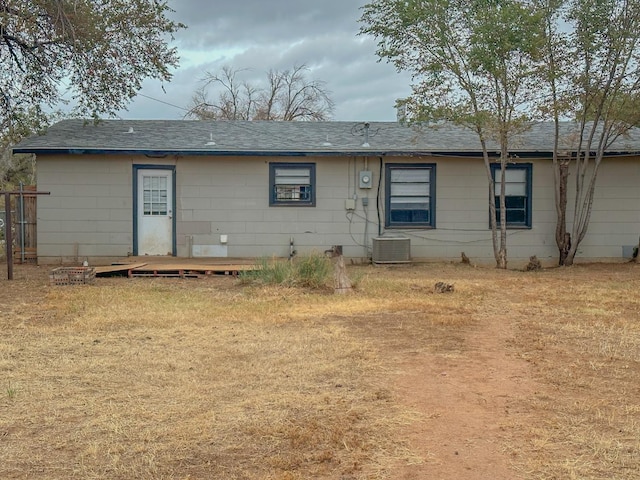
[[359, 170, 373, 189]]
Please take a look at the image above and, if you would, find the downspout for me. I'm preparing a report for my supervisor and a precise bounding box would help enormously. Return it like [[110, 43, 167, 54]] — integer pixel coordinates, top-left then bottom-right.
[[377, 157, 383, 236], [363, 156, 369, 257]]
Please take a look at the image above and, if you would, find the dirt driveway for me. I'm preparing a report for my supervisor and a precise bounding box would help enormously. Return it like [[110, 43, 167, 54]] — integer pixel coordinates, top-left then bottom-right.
[[390, 304, 537, 479], [346, 275, 540, 479]]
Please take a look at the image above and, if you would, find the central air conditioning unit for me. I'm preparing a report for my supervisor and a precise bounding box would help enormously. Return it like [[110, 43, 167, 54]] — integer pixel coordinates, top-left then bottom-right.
[[372, 236, 411, 264]]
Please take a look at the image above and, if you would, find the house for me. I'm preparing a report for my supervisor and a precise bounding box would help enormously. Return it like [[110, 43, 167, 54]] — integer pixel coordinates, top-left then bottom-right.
[[12, 119, 640, 265]]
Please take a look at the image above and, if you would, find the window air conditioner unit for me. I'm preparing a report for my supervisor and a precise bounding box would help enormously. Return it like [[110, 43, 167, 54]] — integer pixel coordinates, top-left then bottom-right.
[[372, 236, 411, 264]]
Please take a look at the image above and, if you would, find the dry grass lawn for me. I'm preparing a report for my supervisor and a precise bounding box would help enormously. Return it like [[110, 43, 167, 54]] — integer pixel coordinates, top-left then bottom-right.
[[1, 261, 639, 479]]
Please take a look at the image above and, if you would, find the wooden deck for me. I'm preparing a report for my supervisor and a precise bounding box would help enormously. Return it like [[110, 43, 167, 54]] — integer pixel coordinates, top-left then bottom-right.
[[94, 258, 258, 278]]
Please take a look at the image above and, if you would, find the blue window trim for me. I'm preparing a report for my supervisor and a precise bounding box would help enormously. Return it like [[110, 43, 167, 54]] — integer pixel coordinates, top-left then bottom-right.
[[269, 162, 316, 207], [385, 163, 436, 228], [490, 163, 532, 229]]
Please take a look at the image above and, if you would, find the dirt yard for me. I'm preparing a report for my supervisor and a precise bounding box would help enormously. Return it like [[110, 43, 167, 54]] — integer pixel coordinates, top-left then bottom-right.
[[1, 261, 639, 479]]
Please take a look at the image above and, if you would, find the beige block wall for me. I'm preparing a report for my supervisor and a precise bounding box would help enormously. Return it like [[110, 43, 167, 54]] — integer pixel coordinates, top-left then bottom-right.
[[380, 156, 640, 265], [36, 154, 176, 263], [35, 153, 640, 265], [394, 157, 561, 263], [176, 156, 369, 259], [569, 157, 640, 259]]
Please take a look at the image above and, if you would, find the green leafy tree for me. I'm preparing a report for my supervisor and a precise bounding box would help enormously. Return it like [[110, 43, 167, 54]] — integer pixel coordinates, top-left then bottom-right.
[[0, 108, 51, 190], [360, 0, 544, 268], [1, 0, 184, 132], [536, 0, 640, 265], [1, 0, 184, 189]]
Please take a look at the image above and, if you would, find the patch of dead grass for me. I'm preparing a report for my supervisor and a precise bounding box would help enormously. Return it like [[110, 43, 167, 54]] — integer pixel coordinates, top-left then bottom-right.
[[1, 262, 640, 479], [503, 264, 640, 480], [1, 272, 420, 479]]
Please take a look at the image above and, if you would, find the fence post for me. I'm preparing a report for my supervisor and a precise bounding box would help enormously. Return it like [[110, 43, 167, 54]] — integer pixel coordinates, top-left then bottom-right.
[[19, 183, 25, 264], [5, 193, 13, 280]]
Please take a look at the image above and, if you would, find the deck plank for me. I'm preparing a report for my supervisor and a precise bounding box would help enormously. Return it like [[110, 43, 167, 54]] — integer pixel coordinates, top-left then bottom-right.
[[94, 263, 148, 274], [95, 262, 255, 277]]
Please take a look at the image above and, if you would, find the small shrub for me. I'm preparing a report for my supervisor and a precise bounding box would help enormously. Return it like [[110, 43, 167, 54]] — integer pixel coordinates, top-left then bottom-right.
[[260, 257, 291, 284], [348, 269, 364, 289], [240, 254, 333, 289], [294, 253, 332, 289], [6, 382, 16, 399], [239, 257, 289, 285]]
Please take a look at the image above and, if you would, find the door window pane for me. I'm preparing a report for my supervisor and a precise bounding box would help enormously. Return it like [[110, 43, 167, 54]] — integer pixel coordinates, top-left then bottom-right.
[[143, 175, 168, 215]]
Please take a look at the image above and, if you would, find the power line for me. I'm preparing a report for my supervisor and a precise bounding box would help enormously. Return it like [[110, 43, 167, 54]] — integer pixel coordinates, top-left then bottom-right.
[[136, 93, 190, 113]]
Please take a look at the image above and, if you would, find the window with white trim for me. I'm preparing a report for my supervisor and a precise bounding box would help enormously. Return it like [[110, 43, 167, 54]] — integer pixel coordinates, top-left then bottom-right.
[[269, 163, 316, 206]]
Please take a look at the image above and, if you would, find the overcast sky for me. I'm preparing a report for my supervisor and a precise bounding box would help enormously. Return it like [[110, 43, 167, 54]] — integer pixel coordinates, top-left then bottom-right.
[[115, 0, 412, 122]]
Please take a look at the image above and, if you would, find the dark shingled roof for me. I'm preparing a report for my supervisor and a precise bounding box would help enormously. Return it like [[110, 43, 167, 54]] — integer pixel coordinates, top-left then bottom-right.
[[13, 119, 640, 157]]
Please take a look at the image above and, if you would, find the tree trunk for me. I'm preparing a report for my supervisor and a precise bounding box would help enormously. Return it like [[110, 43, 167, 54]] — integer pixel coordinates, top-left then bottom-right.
[[559, 233, 571, 266], [565, 156, 602, 267], [481, 143, 502, 268], [555, 159, 569, 265], [333, 255, 352, 294], [497, 154, 508, 269], [497, 248, 507, 269]]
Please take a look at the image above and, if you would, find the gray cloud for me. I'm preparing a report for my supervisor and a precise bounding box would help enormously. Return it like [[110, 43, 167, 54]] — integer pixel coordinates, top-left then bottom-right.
[[171, 0, 364, 47], [118, 0, 412, 121]]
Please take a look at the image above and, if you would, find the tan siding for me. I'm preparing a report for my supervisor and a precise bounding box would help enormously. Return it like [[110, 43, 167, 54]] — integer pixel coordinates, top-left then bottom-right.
[[37, 155, 136, 262], [175, 156, 361, 258], [35, 152, 640, 265]]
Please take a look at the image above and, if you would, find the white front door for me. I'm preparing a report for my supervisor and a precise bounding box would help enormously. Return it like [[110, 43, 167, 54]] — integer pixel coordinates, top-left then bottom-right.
[[137, 168, 174, 255]]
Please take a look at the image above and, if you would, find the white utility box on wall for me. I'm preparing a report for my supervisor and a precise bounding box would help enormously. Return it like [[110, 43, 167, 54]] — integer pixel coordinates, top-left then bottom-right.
[[372, 236, 411, 264]]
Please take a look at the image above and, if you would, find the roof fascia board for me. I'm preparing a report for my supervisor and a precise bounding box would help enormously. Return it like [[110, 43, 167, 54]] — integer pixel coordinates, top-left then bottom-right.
[[11, 147, 561, 158]]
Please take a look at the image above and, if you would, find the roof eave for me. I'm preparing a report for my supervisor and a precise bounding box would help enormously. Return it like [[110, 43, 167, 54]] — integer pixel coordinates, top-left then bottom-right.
[[13, 147, 640, 158], [10, 147, 457, 157]]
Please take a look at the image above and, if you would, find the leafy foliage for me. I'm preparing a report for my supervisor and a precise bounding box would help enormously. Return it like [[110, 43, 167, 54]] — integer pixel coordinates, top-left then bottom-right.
[[0, 107, 52, 189], [361, 0, 640, 267], [360, 0, 543, 126], [0, 0, 184, 130], [0, 1, 184, 188], [535, 0, 640, 265], [360, 0, 544, 268]]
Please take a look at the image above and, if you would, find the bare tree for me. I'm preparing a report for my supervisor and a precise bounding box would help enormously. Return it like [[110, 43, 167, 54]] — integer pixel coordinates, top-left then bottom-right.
[[187, 65, 334, 121], [188, 67, 257, 120]]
